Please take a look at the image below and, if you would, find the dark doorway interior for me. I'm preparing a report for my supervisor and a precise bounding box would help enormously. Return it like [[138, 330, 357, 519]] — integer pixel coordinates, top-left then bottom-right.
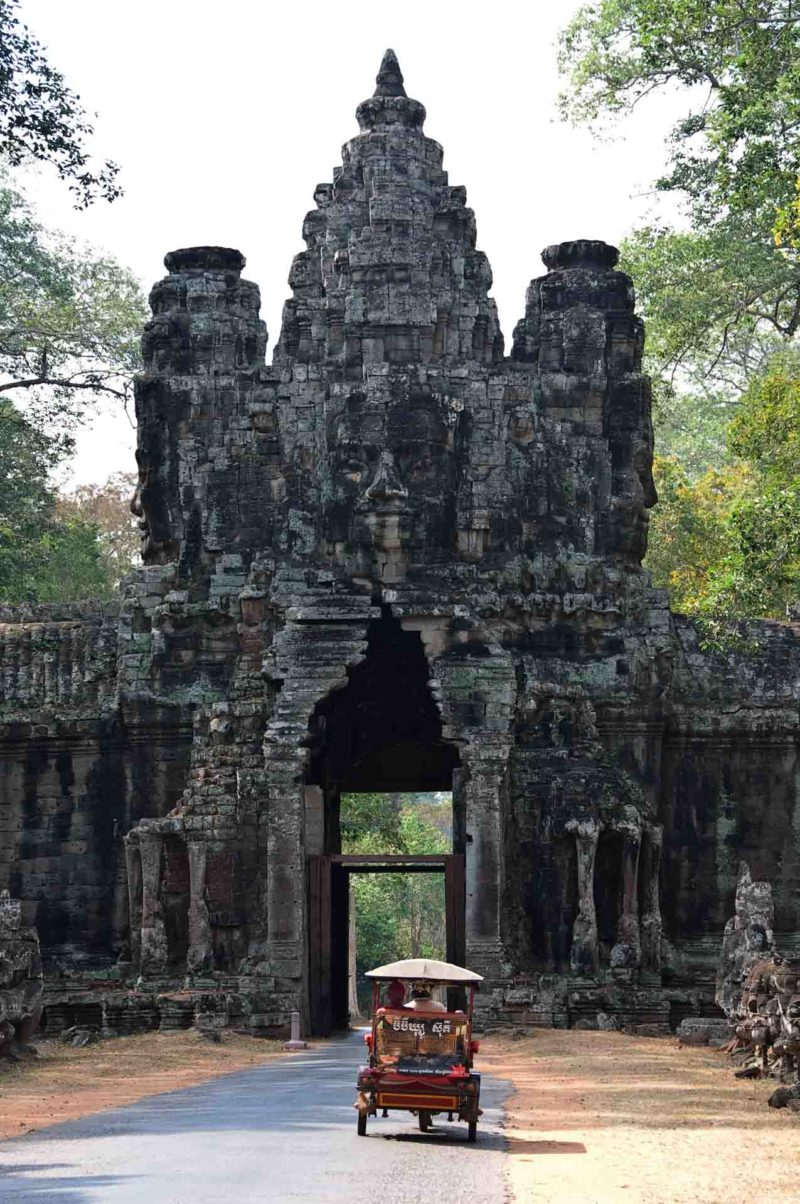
[[306, 611, 463, 852]]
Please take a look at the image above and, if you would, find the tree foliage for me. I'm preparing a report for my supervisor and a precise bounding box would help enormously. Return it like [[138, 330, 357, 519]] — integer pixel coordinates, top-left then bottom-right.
[[341, 793, 451, 1007], [0, 0, 120, 206], [620, 225, 794, 392], [0, 178, 146, 430], [0, 174, 145, 603], [646, 454, 751, 611], [725, 352, 800, 612], [560, 1, 800, 230], [561, 1, 800, 380], [0, 400, 114, 602], [647, 352, 800, 623], [56, 472, 140, 591], [561, 2, 800, 621]]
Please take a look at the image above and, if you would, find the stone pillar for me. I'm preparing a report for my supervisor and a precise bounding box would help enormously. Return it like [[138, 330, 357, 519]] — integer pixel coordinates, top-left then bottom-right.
[[611, 819, 641, 969], [187, 841, 213, 975], [264, 759, 307, 987], [463, 738, 510, 979], [124, 837, 143, 972], [303, 785, 325, 856], [567, 819, 600, 974], [139, 831, 168, 975], [511, 239, 655, 566], [640, 823, 663, 972]]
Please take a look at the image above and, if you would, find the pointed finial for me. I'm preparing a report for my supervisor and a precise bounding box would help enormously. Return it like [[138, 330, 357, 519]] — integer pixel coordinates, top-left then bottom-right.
[[374, 49, 407, 98]]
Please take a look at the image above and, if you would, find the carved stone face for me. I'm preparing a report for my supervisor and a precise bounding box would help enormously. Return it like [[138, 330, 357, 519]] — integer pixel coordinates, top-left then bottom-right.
[[383, 397, 457, 556], [386, 400, 451, 493], [131, 447, 180, 565], [325, 393, 383, 546], [324, 389, 458, 568], [607, 434, 658, 564]]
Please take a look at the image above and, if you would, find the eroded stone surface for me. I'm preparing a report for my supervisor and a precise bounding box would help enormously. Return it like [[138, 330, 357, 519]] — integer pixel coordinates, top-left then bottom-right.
[[716, 862, 777, 1016], [0, 892, 42, 1056], [1, 52, 800, 1037]]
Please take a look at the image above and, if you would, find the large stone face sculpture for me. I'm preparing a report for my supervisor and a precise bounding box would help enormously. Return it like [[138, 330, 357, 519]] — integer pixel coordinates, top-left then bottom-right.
[[1, 52, 800, 1037]]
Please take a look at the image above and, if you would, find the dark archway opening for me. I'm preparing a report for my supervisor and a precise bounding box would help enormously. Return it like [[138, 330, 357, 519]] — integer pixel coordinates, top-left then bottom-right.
[[306, 610, 463, 851], [305, 610, 464, 1034]]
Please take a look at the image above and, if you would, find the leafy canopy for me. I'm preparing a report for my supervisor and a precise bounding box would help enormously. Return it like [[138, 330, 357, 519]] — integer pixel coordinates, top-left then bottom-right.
[[341, 792, 451, 1004], [560, 1, 800, 230], [0, 0, 120, 206], [646, 352, 800, 624], [561, 3, 800, 624], [562, 1, 800, 404], [0, 178, 146, 430], [0, 400, 115, 603], [55, 472, 140, 591]]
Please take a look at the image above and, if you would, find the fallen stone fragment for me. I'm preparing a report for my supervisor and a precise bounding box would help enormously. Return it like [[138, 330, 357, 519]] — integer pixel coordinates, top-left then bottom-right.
[[767, 1084, 800, 1108]]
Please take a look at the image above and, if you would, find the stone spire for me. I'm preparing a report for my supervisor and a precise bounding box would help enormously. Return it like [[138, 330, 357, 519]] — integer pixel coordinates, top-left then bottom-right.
[[276, 51, 502, 367], [374, 49, 406, 97]]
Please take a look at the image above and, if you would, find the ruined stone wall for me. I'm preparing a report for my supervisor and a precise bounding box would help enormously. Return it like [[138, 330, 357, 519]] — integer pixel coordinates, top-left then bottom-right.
[[0, 601, 192, 962], [659, 618, 800, 988]]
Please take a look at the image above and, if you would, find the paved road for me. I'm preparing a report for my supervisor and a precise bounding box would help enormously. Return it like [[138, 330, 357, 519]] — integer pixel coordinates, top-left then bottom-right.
[[0, 1032, 509, 1203]]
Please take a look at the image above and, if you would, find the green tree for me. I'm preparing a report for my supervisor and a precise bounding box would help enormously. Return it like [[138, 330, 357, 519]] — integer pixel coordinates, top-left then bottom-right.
[[0, 178, 146, 432], [561, 3, 800, 620], [0, 399, 114, 602], [56, 471, 140, 590], [646, 353, 800, 625], [561, 2, 800, 393], [340, 793, 451, 1008], [725, 351, 800, 613], [646, 454, 751, 610], [560, 2, 800, 231], [0, 175, 146, 603], [0, 0, 120, 206], [620, 225, 793, 402]]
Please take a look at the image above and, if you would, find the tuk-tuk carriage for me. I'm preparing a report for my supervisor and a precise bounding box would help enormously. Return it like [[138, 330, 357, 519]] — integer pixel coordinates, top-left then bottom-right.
[[355, 958, 483, 1141]]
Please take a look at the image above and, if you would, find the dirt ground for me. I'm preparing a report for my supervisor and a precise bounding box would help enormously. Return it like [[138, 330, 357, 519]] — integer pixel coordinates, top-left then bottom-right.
[[480, 1029, 800, 1204], [0, 1030, 287, 1142]]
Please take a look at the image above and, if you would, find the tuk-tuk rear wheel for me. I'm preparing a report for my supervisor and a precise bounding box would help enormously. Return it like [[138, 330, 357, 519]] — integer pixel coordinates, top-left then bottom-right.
[[418, 1110, 431, 1132], [357, 1113, 367, 1136], [467, 1121, 477, 1142]]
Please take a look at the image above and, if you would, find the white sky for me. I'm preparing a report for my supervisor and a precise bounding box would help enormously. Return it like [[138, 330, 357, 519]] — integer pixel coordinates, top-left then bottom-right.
[[18, 0, 684, 486]]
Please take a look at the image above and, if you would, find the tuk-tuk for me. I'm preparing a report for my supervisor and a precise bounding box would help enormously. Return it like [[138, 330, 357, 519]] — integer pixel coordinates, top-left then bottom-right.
[[355, 957, 483, 1141]]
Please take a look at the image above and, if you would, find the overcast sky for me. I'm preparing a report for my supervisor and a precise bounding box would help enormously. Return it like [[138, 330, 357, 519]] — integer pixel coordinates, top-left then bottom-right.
[[19, 0, 683, 485]]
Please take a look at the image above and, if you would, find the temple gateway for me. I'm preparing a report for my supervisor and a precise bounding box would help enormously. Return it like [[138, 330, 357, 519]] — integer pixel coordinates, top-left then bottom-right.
[[1, 53, 799, 1037]]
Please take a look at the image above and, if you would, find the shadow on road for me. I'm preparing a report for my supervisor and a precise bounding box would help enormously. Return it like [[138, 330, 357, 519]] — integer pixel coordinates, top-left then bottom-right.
[[0, 1166, 136, 1203]]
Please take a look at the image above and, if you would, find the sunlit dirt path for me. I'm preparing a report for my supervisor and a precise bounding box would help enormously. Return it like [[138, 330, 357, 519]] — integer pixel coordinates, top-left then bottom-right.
[[481, 1029, 799, 1204]]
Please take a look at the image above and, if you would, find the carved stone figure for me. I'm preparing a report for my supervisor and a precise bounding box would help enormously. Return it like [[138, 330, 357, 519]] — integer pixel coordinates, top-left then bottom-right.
[[0, 893, 42, 1058]]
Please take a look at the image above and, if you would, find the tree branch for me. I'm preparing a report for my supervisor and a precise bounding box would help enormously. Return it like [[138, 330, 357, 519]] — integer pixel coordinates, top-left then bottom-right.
[[0, 375, 129, 400]]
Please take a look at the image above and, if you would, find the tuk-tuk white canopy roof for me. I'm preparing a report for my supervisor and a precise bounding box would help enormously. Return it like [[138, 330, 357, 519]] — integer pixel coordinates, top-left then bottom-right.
[[365, 958, 483, 984]]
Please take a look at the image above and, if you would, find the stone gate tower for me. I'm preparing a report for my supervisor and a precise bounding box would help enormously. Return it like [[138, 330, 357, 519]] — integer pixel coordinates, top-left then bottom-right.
[[2, 52, 799, 1038]]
